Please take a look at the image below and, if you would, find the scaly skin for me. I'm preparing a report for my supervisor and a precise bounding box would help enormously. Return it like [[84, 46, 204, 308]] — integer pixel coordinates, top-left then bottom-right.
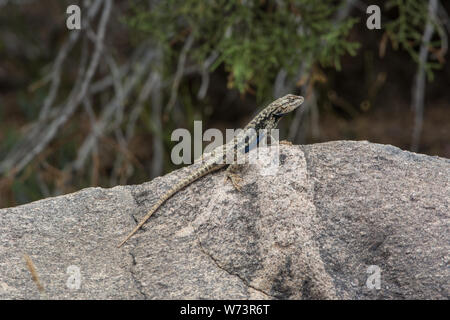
[[117, 94, 304, 247]]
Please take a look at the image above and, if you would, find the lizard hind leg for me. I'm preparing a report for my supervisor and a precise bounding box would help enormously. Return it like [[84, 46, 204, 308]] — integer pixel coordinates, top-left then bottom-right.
[[279, 140, 293, 145], [224, 164, 243, 191]]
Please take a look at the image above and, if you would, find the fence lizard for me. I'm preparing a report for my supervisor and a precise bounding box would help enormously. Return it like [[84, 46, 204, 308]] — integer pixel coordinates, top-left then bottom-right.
[[117, 94, 304, 247]]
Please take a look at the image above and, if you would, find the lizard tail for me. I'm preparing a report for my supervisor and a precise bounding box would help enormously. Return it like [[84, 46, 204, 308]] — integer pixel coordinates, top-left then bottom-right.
[[117, 198, 165, 248], [117, 179, 190, 248], [117, 163, 224, 248]]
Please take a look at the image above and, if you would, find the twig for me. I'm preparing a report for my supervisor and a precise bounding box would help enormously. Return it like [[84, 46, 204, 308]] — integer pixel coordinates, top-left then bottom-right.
[[437, 0, 450, 34], [106, 54, 126, 129], [273, 69, 289, 98], [125, 70, 157, 141], [197, 51, 219, 99], [411, 0, 438, 151], [23, 254, 45, 294], [39, 0, 103, 122], [81, 97, 100, 185], [288, 84, 311, 143], [166, 33, 195, 113], [150, 71, 164, 179], [71, 49, 155, 171], [0, 0, 108, 176]]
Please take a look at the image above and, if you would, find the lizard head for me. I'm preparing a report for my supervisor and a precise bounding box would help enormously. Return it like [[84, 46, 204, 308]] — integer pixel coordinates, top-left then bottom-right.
[[272, 94, 304, 117], [245, 94, 305, 131]]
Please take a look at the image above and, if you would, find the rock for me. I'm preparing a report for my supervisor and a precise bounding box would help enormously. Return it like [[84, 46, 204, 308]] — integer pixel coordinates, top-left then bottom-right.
[[0, 141, 448, 299]]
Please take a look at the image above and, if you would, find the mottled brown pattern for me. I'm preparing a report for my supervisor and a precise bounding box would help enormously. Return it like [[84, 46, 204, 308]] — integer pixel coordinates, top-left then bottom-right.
[[117, 94, 304, 247]]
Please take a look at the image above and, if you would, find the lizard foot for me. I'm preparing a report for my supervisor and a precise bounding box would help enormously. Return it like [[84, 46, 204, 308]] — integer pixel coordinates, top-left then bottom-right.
[[224, 173, 243, 191], [279, 140, 292, 145]]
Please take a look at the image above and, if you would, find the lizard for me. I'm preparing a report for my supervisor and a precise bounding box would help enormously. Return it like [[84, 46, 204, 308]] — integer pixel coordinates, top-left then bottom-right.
[[117, 94, 304, 248]]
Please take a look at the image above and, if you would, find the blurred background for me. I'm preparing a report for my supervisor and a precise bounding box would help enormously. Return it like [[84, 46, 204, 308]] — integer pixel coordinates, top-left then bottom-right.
[[0, 0, 448, 208]]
